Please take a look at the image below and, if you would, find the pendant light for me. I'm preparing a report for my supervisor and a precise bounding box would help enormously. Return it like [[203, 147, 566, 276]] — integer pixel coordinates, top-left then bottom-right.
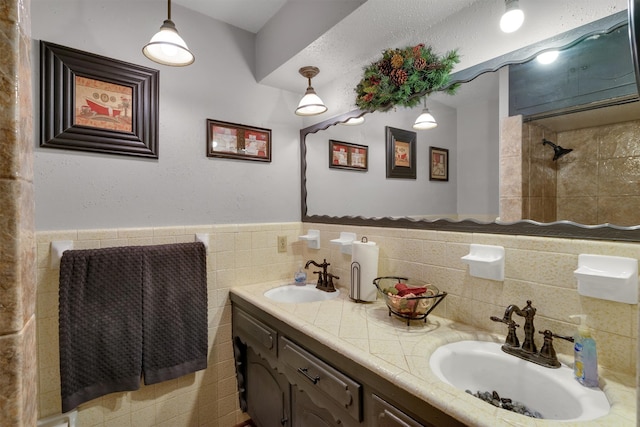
[[413, 98, 437, 130], [295, 66, 328, 116], [143, 0, 195, 66], [500, 0, 524, 33]]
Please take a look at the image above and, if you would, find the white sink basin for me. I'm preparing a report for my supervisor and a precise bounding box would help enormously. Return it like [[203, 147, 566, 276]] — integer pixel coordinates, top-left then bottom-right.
[[429, 340, 610, 421], [264, 284, 340, 303]]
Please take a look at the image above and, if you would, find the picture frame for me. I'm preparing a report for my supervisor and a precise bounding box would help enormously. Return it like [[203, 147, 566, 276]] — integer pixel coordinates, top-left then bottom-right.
[[206, 119, 272, 162], [429, 146, 449, 181], [385, 126, 416, 179], [40, 41, 159, 158], [329, 140, 368, 171]]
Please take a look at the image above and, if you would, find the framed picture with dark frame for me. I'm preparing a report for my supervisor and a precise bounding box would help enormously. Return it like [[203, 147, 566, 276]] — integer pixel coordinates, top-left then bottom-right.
[[429, 146, 449, 181], [206, 119, 272, 162], [40, 41, 159, 158], [329, 140, 368, 171], [385, 126, 416, 179]]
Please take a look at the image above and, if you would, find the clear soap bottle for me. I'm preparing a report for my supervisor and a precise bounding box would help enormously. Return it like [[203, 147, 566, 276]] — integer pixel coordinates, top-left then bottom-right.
[[294, 263, 307, 286], [570, 314, 598, 387]]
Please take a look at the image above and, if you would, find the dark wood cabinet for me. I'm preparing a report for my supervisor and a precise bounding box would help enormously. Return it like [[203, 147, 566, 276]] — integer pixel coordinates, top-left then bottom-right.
[[231, 297, 466, 427], [245, 346, 291, 426]]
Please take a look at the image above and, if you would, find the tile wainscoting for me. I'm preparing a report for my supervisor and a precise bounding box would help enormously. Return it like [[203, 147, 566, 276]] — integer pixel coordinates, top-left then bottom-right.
[[36, 222, 639, 426]]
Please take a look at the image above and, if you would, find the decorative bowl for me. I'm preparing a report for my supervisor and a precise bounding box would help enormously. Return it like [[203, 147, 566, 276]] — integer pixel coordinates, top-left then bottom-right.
[[373, 276, 446, 324]]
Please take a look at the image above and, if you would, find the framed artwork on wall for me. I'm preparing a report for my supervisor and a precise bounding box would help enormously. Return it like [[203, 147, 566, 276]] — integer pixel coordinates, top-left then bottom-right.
[[329, 140, 368, 171], [385, 126, 416, 179], [206, 119, 272, 162], [40, 41, 159, 158], [429, 146, 449, 181]]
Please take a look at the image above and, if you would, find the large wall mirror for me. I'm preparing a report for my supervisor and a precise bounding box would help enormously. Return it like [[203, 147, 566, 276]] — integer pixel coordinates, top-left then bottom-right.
[[301, 4, 640, 242]]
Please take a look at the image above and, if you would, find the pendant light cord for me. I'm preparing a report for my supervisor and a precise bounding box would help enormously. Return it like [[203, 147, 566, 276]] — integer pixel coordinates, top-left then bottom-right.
[[167, 0, 172, 20]]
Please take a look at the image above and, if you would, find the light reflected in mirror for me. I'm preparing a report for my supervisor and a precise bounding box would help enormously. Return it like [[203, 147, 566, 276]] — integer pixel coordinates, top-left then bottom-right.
[[301, 10, 640, 241]]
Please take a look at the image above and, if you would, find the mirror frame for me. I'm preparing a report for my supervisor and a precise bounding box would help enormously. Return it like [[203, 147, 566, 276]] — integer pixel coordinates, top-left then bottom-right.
[[301, 5, 640, 242]]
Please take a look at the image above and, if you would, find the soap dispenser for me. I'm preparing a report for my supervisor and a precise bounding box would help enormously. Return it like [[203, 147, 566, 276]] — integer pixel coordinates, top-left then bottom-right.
[[294, 263, 307, 286], [570, 314, 598, 387]]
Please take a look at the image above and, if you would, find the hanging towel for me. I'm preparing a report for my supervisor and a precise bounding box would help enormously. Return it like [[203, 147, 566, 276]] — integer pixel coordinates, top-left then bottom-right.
[[142, 242, 208, 384], [59, 246, 144, 413]]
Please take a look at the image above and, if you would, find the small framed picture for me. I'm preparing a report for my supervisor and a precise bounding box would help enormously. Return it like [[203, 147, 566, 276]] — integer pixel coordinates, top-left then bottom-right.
[[329, 140, 368, 171], [385, 126, 416, 179], [206, 119, 271, 162], [429, 146, 449, 181]]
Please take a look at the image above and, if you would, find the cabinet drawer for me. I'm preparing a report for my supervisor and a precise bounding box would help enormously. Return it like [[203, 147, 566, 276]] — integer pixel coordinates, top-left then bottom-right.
[[371, 394, 425, 427], [233, 309, 277, 357], [279, 337, 361, 422]]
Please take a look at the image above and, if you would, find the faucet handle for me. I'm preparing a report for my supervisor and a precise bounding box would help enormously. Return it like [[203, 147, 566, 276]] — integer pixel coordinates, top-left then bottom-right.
[[538, 330, 574, 368], [491, 316, 520, 348]]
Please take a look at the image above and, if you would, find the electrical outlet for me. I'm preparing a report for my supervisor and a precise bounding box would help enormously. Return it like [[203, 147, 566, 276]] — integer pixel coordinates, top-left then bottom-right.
[[277, 235, 287, 253]]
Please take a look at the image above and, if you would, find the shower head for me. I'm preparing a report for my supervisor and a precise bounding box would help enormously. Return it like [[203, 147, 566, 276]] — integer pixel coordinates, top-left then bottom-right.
[[542, 139, 573, 161]]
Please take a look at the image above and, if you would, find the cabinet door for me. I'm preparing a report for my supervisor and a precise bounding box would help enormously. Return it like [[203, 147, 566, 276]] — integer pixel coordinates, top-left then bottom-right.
[[371, 395, 425, 427], [246, 347, 291, 427], [291, 385, 342, 427]]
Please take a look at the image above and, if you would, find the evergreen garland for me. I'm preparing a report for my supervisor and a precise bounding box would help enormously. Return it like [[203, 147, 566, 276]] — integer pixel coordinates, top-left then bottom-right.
[[355, 44, 460, 112]]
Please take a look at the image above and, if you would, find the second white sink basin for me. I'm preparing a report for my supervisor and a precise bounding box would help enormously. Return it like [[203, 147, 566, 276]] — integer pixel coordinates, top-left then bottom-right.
[[429, 340, 610, 421], [264, 284, 340, 303]]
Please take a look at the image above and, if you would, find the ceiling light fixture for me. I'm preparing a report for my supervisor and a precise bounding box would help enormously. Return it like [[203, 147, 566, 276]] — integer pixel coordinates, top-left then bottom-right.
[[295, 66, 328, 116], [500, 0, 525, 33], [413, 98, 437, 130], [143, 0, 195, 66]]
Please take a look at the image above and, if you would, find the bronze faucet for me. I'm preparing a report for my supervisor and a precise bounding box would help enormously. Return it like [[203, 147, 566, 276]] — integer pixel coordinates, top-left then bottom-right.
[[305, 259, 339, 292], [491, 300, 572, 368]]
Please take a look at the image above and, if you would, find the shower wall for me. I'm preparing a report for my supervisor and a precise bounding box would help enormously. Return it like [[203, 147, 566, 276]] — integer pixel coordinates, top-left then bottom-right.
[[500, 117, 640, 226], [499, 116, 558, 223], [556, 119, 640, 226], [522, 122, 558, 222]]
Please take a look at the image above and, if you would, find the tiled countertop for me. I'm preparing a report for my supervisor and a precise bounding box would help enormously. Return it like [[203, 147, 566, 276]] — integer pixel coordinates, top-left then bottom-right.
[[230, 282, 636, 427]]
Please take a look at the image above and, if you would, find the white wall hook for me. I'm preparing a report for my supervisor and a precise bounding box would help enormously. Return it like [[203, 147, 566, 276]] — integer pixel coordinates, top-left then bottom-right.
[[195, 233, 210, 250], [574, 254, 638, 304], [330, 232, 357, 254], [299, 229, 320, 249], [461, 244, 505, 281], [50, 240, 74, 268]]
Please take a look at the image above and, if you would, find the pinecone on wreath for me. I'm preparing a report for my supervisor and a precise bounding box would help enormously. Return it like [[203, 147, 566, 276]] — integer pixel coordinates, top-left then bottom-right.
[[390, 69, 408, 86], [391, 53, 404, 69], [414, 57, 427, 71], [377, 59, 393, 76]]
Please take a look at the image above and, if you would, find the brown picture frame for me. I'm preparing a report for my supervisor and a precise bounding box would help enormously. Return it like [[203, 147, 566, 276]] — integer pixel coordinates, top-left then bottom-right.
[[206, 119, 272, 162], [385, 126, 416, 179], [429, 146, 449, 181], [40, 41, 159, 158], [329, 140, 368, 171]]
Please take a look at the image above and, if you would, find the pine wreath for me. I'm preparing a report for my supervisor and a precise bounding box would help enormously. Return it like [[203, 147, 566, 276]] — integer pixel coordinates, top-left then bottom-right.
[[355, 44, 460, 112]]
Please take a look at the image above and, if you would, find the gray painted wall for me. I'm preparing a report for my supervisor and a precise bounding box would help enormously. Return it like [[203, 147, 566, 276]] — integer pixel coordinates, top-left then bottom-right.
[[32, 1, 302, 230]]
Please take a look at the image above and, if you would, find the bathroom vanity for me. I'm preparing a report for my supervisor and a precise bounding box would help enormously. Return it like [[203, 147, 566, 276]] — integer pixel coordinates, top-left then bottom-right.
[[230, 282, 636, 427]]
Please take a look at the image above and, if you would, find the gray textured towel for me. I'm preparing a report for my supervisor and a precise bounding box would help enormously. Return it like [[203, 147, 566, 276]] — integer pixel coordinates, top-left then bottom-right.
[[59, 246, 144, 413], [142, 242, 208, 384], [58, 242, 208, 412]]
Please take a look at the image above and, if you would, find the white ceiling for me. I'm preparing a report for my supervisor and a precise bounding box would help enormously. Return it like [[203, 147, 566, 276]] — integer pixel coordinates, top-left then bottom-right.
[[173, 0, 287, 33]]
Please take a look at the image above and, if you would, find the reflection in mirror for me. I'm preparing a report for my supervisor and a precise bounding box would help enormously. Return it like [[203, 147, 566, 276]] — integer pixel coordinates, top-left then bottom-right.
[[306, 71, 499, 222], [301, 8, 640, 241]]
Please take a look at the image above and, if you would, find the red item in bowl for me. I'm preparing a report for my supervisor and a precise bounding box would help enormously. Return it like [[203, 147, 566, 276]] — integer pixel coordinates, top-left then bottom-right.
[[395, 282, 427, 297]]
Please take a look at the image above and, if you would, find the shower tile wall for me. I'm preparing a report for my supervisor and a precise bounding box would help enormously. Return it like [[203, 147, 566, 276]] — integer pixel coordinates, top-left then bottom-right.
[[500, 116, 640, 225], [557, 120, 640, 225], [0, 0, 38, 426], [522, 123, 558, 222]]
